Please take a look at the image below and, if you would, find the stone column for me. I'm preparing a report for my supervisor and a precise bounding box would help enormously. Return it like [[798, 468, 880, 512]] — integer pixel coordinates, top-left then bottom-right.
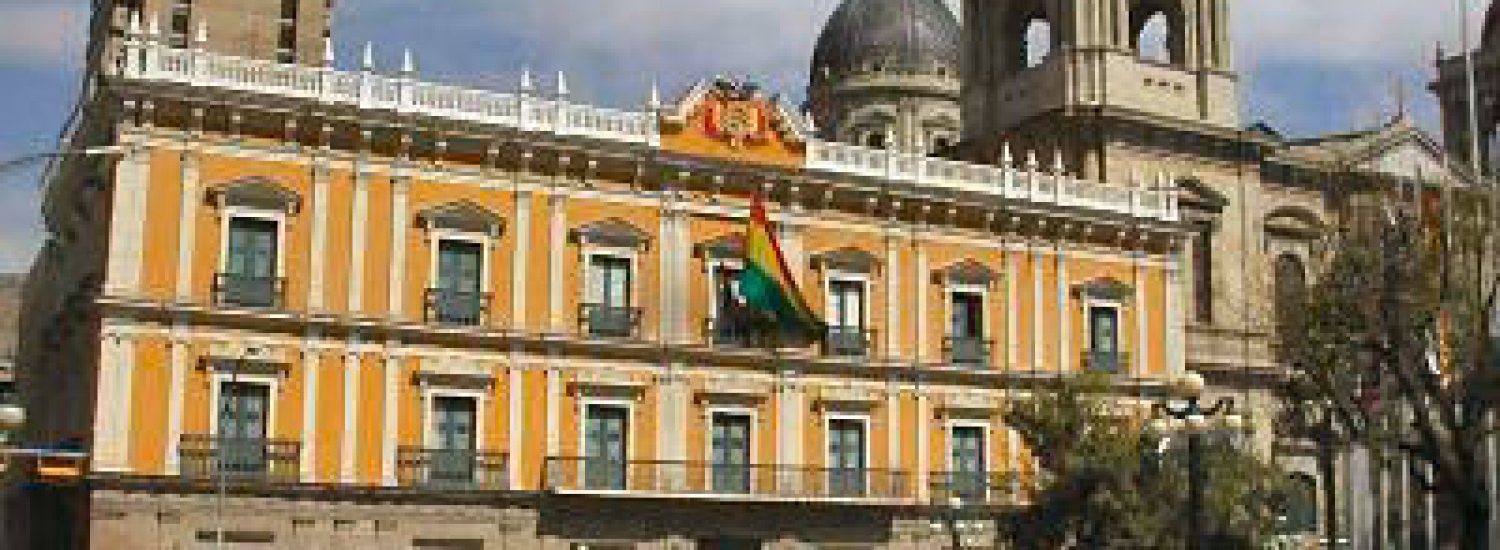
[[164, 331, 188, 475], [657, 368, 689, 490], [380, 353, 400, 486], [346, 152, 371, 313], [300, 339, 321, 483], [388, 177, 412, 320], [106, 146, 150, 297], [546, 191, 568, 333], [339, 348, 361, 484], [308, 156, 331, 310], [511, 190, 533, 330], [174, 151, 200, 301]]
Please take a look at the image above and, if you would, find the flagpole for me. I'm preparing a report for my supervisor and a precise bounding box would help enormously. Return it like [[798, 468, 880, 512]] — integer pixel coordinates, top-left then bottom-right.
[[1462, 0, 1485, 180]]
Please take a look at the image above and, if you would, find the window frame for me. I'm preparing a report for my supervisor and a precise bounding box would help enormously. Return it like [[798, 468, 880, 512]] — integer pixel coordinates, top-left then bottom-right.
[[705, 406, 758, 492], [218, 208, 288, 281], [1083, 299, 1124, 370], [421, 387, 487, 453], [583, 248, 639, 310], [945, 419, 990, 477], [578, 398, 636, 464], [209, 371, 280, 440], [428, 230, 492, 294], [822, 412, 872, 473], [823, 271, 871, 331], [945, 283, 990, 341]]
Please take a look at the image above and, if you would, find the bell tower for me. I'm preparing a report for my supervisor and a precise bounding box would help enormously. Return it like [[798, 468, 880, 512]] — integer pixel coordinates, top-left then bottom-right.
[[88, 0, 334, 77], [961, 0, 1239, 179]]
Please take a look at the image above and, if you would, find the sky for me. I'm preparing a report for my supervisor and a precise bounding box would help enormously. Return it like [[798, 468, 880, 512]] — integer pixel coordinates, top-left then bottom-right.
[[0, 0, 1487, 273]]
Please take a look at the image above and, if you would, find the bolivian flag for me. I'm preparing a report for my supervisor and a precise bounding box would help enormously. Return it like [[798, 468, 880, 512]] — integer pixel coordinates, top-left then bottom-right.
[[739, 195, 824, 344]]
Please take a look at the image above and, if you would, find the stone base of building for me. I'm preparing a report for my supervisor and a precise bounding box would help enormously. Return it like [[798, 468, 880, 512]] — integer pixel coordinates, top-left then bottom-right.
[[10, 483, 996, 550]]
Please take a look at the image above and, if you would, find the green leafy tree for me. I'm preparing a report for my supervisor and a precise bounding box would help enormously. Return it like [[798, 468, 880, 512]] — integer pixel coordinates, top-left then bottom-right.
[[999, 374, 1289, 549]]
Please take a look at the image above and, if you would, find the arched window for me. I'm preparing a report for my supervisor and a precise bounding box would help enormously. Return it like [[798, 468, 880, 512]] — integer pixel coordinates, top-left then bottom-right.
[[1274, 253, 1307, 326], [1024, 18, 1053, 68], [1136, 12, 1171, 63]]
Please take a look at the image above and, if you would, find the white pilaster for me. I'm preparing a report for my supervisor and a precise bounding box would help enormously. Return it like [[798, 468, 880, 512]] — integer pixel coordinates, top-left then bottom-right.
[[93, 333, 134, 472], [547, 192, 568, 333], [545, 368, 562, 457], [1006, 250, 1020, 369], [164, 332, 188, 475], [340, 350, 360, 484], [916, 389, 929, 501], [1167, 251, 1186, 376], [777, 379, 803, 473], [659, 212, 677, 342], [658, 370, 688, 489], [173, 152, 199, 301], [388, 178, 411, 319], [1032, 248, 1046, 371], [1134, 252, 1148, 377], [381, 354, 400, 486], [915, 241, 930, 363], [508, 367, 525, 489], [347, 163, 371, 313], [884, 233, 901, 357], [308, 161, 331, 310], [300, 344, 320, 483], [886, 384, 900, 474], [511, 191, 532, 329], [106, 149, 150, 296], [1056, 242, 1070, 371]]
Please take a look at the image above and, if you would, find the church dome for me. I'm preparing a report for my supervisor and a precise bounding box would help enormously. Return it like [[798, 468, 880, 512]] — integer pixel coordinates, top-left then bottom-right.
[[811, 0, 962, 82]]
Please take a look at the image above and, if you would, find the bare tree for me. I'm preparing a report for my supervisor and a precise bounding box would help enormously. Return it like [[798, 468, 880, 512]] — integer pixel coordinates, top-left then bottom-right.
[[1277, 185, 1500, 550]]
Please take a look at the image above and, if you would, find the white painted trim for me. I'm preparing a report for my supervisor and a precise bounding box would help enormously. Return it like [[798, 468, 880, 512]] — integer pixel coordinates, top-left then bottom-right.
[[916, 391, 929, 500], [420, 386, 488, 452], [308, 162, 331, 310], [884, 235, 902, 357], [777, 383, 804, 476], [339, 352, 359, 483], [508, 368, 525, 486], [427, 230, 494, 291], [1006, 252, 1020, 368], [944, 284, 992, 354], [300, 348, 320, 483], [1134, 256, 1149, 377], [944, 419, 991, 474], [347, 167, 370, 313], [705, 406, 759, 470], [823, 270, 872, 330], [164, 336, 188, 475], [511, 192, 533, 329], [105, 149, 150, 296], [1056, 247, 1069, 371], [822, 412, 873, 472], [380, 355, 400, 486], [207, 370, 281, 439], [579, 398, 637, 460], [389, 179, 411, 319], [1167, 251, 1186, 377], [174, 152, 200, 300], [1031, 250, 1045, 371], [217, 208, 288, 279], [705, 258, 746, 322], [915, 244, 929, 362], [545, 368, 562, 457], [546, 193, 568, 332], [582, 247, 641, 307]]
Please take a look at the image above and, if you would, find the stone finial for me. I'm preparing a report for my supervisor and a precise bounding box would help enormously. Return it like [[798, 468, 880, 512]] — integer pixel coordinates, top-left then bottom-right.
[[194, 21, 208, 45], [401, 48, 416, 74], [520, 67, 535, 93], [146, 13, 160, 38], [648, 79, 661, 110], [1052, 149, 1066, 175], [556, 71, 570, 97], [1025, 149, 1040, 171], [361, 42, 375, 71], [323, 37, 336, 67], [1000, 142, 1014, 168], [128, 10, 143, 37]]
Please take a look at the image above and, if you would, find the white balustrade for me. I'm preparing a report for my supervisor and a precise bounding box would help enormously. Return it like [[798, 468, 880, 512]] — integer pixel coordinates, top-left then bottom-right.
[[117, 36, 1176, 222]]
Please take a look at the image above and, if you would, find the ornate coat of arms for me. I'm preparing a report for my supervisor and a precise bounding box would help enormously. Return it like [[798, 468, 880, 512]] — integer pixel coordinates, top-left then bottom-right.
[[703, 80, 771, 148]]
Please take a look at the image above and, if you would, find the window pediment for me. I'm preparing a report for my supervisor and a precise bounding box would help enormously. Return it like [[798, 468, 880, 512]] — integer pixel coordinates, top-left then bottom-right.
[[1177, 178, 1227, 215], [935, 259, 1000, 286], [416, 200, 505, 236], [1265, 206, 1325, 240], [572, 218, 651, 250], [812, 247, 880, 274], [695, 233, 745, 259], [207, 176, 302, 214], [1073, 278, 1133, 302]]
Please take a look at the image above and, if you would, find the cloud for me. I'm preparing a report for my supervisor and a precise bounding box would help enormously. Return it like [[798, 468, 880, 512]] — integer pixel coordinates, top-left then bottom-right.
[[0, 3, 87, 70]]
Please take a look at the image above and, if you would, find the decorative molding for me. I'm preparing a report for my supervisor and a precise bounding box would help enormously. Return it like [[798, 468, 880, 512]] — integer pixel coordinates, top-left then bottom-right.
[[571, 217, 651, 250], [206, 176, 303, 214], [1073, 278, 1135, 302], [933, 258, 1001, 286], [811, 246, 881, 274], [416, 200, 506, 236]]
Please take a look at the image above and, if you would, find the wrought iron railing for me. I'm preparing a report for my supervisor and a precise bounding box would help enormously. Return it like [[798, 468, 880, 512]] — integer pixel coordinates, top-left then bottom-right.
[[1082, 350, 1131, 373], [542, 457, 912, 500], [396, 447, 507, 490], [945, 337, 993, 367], [824, 326, 875, 358], [704, 317, 760, 348], [179, 435, 301, 483], [424, 288, 492, 327], [213, 273, 285, 309], [580, 304, 642, 339], [929, 471, 1019, 505]]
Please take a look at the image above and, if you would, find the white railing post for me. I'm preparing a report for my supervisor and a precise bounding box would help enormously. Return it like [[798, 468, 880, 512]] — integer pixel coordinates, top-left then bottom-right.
[[999, 142, 1015, 197], [1052, 150, 1066, 206], [399, 48, 416, 113], [121, 11, 143, 78], [190, 22, 208, 84], [518, 68, 534, 131], [555, 71, 570, 134], [358, 43, 374, 110], [143, 14, 162, 78], [1026, 150, 1040, 201], [319, 37, 336, 101]]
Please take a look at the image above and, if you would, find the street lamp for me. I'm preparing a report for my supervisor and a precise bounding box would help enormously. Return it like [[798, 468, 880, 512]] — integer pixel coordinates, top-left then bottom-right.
[[1156, 372, 1237, 550]]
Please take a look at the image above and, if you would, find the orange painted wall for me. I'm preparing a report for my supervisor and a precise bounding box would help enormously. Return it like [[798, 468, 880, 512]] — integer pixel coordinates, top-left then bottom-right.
[[356, 354, 384, 484], [140, 151, 183, 300], [127, 338, 171, 474]]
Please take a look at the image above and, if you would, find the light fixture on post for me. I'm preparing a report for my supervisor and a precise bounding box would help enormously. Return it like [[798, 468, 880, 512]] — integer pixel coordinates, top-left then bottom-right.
[[1156, 371, 1235, 550]]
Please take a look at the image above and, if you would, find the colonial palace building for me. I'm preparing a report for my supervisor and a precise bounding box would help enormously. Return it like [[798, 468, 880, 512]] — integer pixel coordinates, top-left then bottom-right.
[[5, 0, 1478, 548]]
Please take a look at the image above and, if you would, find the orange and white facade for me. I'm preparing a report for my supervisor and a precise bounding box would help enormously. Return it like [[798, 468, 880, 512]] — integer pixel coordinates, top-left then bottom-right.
[[12, 21, 1189, 550]]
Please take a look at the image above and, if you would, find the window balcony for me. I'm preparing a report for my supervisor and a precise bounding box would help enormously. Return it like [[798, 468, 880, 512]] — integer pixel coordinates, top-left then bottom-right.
[[1082, 350, 1131, 373], [424, 289, 492, 327], [824, 326, 875, 358], [944, 337, 993, 367], [179, 435, 301, 483], [929, 471, 1019, 506], [213, 273, 285, 309], [580, 304, 643, 339], [704, 317, 760, 348], [396, 447, 508, 490], [542, 458, 912, 502]]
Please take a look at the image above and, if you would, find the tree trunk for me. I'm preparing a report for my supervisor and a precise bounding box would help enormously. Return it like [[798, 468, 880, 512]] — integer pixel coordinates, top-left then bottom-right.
[[1436, 490, 1490, 550]]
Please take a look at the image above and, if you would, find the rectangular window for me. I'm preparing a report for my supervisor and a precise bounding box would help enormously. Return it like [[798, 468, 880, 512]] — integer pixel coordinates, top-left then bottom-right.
[[710, 413, 752, 494], [586, 255, 635, 337], [1088, 306, 1121, 372], [221, 217, 280, 308], [429, 396, 477, 484], [583, 404, 629, 490], [950, 426, 987, 499], [948, 291, 988, 366], [432, 240, 485, 325], [1193, 225, 1214, 323], [827, 279, 868, 356], [217, 381, 270, 475], [169, 0, 192, 47], [712, 265, 749, 345], [827, 418, 866, 496]]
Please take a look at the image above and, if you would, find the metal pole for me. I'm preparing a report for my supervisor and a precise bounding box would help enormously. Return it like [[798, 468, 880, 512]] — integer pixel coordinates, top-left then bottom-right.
[[1462, 0, 1485, 179], [1188, 428, 1204, 550]]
